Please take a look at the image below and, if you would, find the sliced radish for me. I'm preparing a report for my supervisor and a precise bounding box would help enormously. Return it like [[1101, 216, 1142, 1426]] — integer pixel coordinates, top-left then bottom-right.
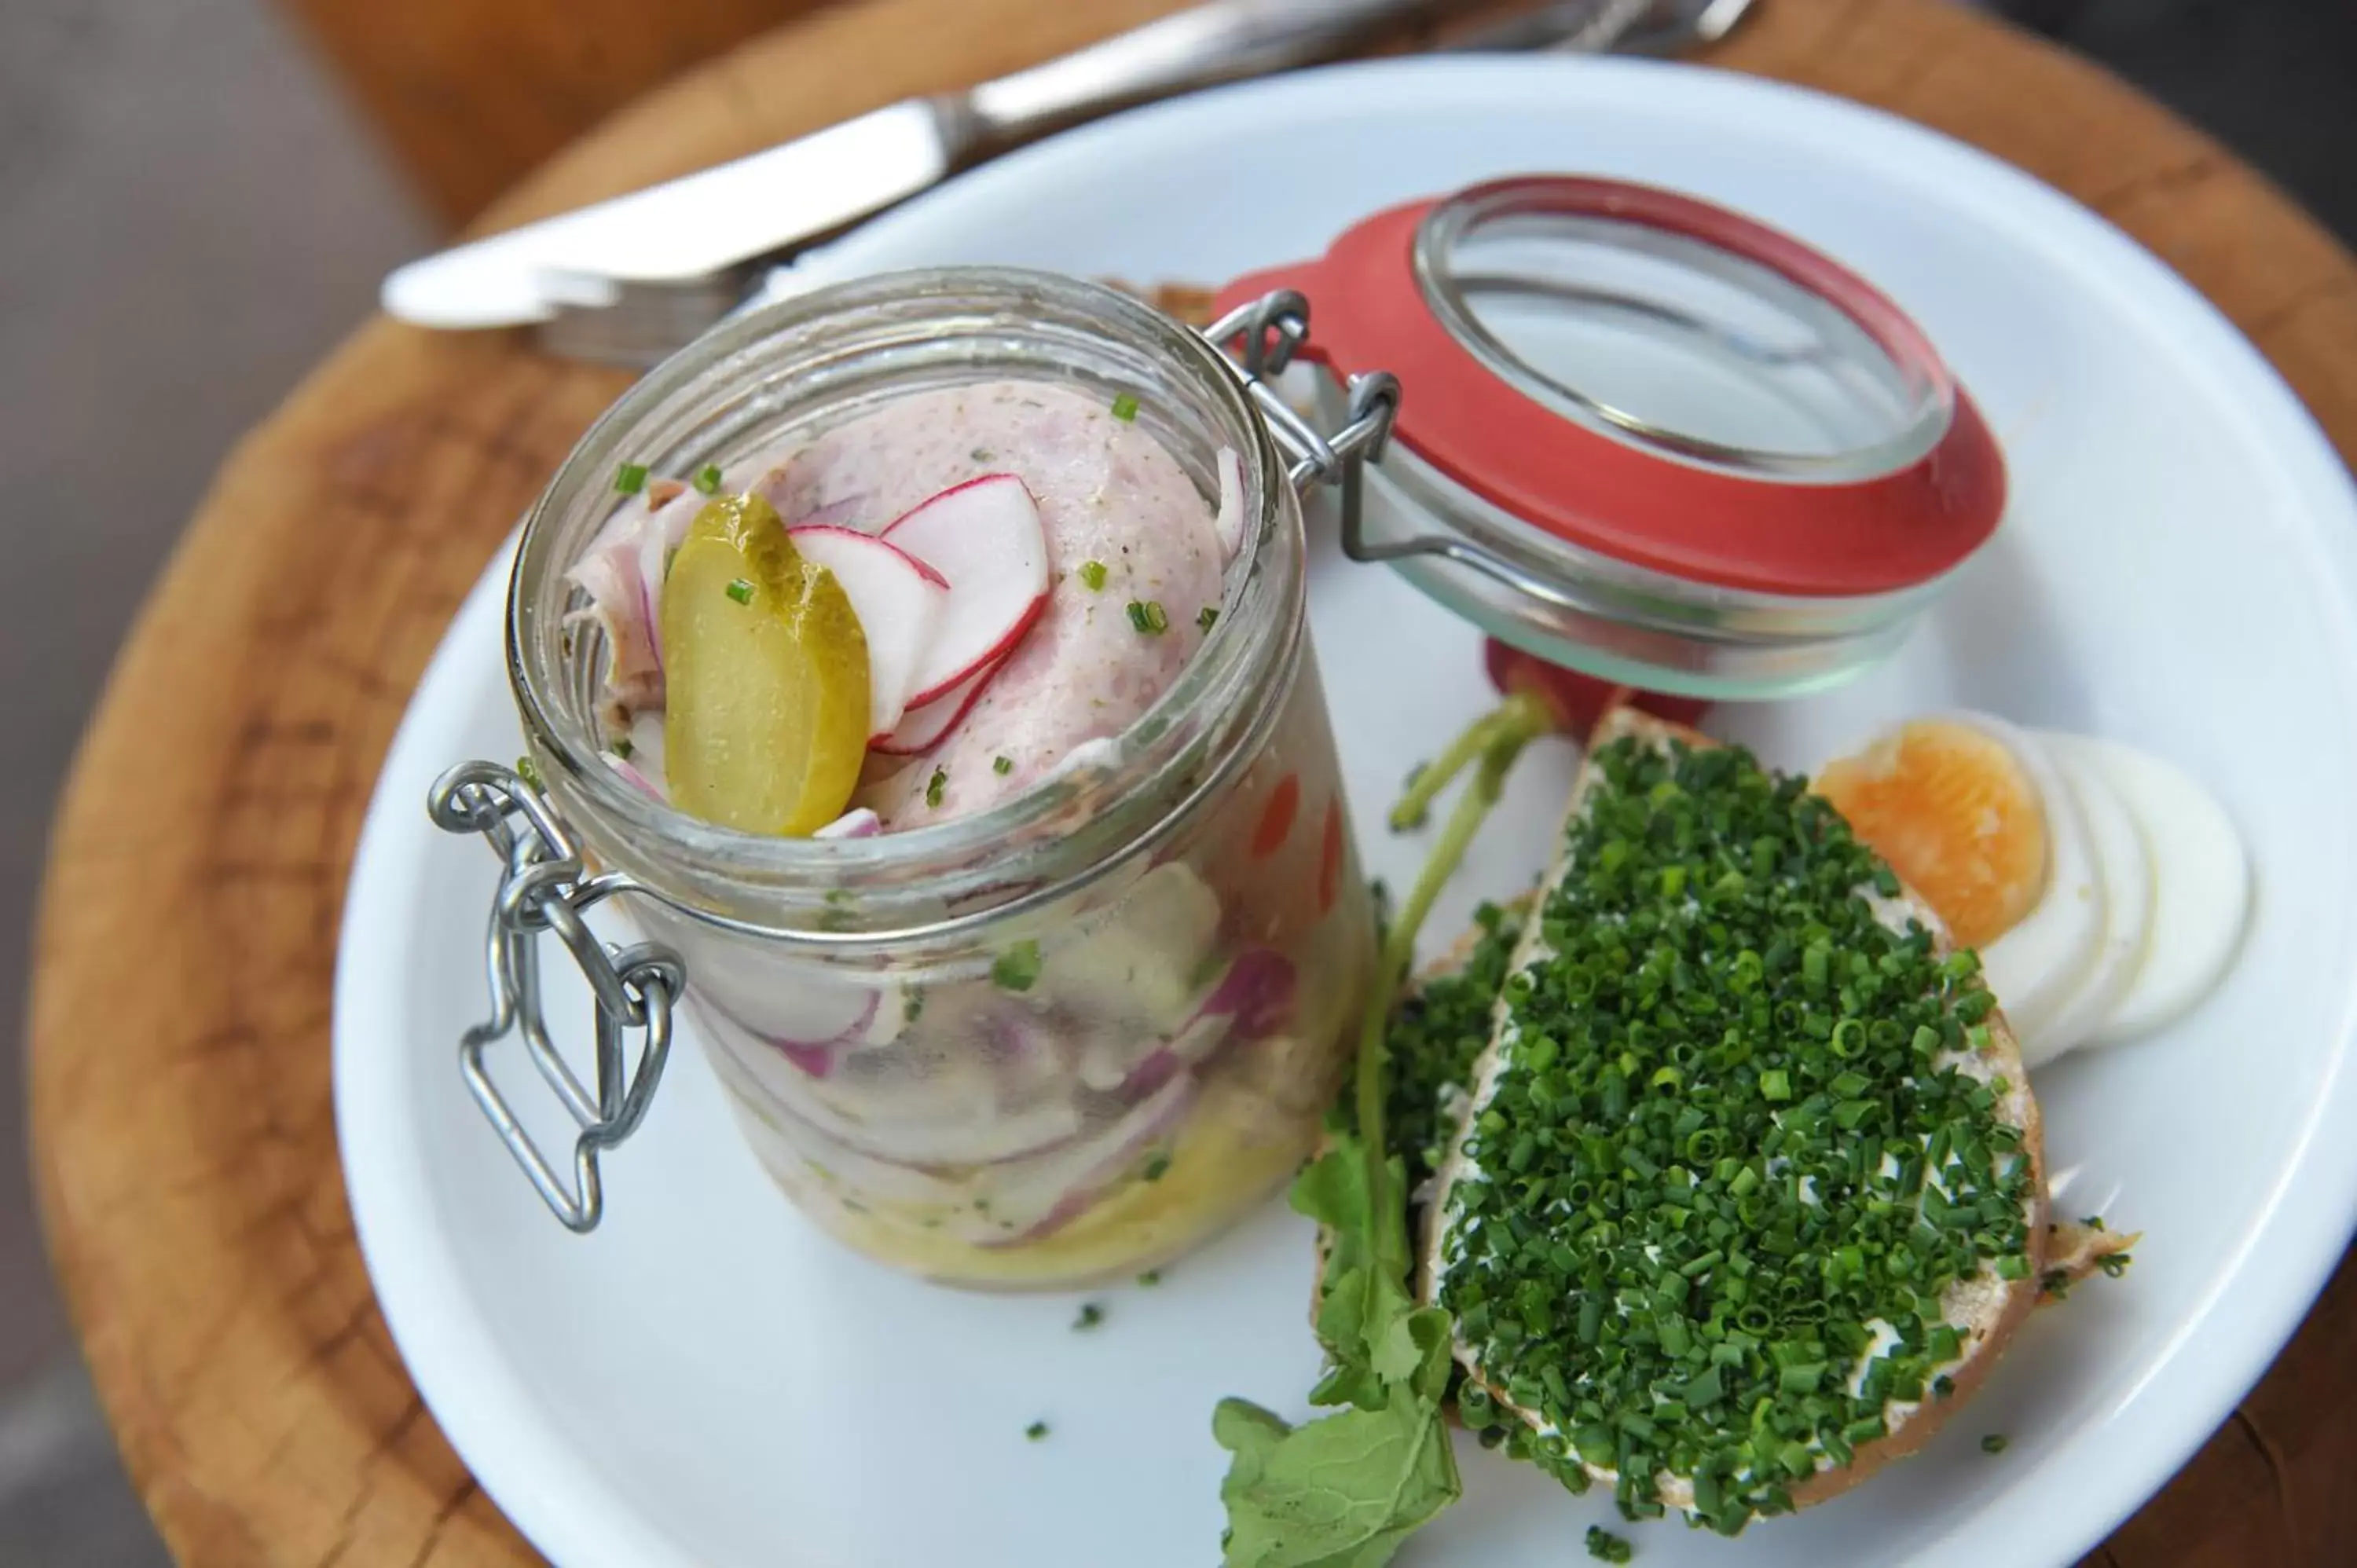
[[814, 806, 882, 840], [869, 652, 1008, 756], [883, 474, 1050, 706], [1213, 446, 1246, 562], [785, 523, 951, 738], [788, 523, 949, 589]]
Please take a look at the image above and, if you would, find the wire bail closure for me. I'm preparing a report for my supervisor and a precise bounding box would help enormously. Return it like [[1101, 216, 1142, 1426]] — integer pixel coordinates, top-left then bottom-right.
[[428, 288, 1399, 1233], [1204, 288, 1398, 522], [428, 760, 682, 1232], [1206, 285, 1587, 617]]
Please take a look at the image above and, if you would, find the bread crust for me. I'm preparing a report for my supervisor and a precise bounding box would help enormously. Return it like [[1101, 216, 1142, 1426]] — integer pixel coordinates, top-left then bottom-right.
[[1420, 707, 2052, 1515]]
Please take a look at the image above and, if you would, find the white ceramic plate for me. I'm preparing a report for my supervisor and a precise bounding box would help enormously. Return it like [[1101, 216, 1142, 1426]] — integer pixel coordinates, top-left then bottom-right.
[[336, 57, 2357, 1568]]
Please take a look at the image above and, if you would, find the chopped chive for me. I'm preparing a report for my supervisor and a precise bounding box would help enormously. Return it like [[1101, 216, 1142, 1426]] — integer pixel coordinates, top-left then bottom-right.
[[514, 755, 543, 791], [1422, 733, 2036, 1533], [1026, 1420, 1050, 1441], [1079, 560, 1109, 592], [1137, 1269, 1161, 1287], [1072, 1302, 1105, 1331], [1110, 392, 1140, 422], [1142, 1151, 1171, 1182], [614, 461, 648, 495], [1198, 605, 1219, 632], [724, 577, 754, 605], [691, 463, 724, 495], [926, 768, 948, 808], [971, 446, 995, 463], [1126, 599, 1169, 635], [612, 736, 634, 760], [993, 755, 1014, 775], [1981, 1434, 2007, 1454], [1585, 1525, 1634, 1563], [992, 939, 1042, 992]]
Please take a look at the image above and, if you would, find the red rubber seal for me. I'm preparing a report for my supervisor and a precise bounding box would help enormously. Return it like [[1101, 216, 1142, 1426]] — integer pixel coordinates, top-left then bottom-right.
[[1215, 177, 2006, 599]]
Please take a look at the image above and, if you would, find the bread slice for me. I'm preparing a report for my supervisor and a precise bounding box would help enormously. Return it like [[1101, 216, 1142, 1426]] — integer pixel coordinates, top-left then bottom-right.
[[1419, 707, 2051, 1519], [1321, 938, 2120, 1328], [2040, 1218, 2138, 1302]]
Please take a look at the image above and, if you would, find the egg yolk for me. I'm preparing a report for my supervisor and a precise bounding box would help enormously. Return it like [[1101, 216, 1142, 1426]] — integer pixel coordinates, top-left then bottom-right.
[[1816, 719, 2049, 949]]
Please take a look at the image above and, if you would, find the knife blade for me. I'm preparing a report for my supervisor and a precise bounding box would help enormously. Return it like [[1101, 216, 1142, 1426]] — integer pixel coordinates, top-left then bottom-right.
[[382, 0, 1461, 332], [383, 103, 955, 329]]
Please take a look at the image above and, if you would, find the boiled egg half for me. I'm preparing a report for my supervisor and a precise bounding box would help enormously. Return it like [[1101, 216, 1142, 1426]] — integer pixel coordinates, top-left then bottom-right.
[[1816, 714, 2249, 1068]]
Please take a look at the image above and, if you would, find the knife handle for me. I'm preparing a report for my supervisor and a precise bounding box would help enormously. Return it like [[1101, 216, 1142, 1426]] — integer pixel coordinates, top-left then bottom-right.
[[959, 0, 1451, 145]]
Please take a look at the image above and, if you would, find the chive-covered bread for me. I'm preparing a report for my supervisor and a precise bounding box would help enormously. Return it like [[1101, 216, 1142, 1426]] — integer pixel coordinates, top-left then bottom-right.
[[1307, 900, 1531, 1317], [1420, 709, 2051, 1530]]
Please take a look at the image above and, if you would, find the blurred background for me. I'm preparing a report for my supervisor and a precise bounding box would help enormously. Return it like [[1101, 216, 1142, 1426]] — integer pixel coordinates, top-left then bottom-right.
[[2, 0, 2352, 1562]]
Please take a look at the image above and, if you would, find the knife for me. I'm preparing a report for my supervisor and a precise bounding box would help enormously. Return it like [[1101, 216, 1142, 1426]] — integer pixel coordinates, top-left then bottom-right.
[[383, 0, 1468, 332]]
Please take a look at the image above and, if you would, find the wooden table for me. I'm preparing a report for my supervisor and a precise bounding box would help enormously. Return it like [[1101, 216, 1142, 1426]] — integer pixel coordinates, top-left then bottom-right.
[[29, 0, 2357, 1563]]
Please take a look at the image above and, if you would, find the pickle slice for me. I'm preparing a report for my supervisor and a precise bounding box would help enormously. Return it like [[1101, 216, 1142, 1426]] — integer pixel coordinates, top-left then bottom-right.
[[662, 493, 871, 836]]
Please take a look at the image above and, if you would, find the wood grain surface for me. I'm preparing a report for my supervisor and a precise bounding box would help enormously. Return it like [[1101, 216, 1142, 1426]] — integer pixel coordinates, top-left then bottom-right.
[[30, 1, 2357, 1564], [273, 0, 841, 223]]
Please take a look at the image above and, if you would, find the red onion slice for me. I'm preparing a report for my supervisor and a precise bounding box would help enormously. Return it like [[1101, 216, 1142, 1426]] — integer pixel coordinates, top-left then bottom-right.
[[1197, 947, 1297, 1041], [977, 1072, 1199, 1247]]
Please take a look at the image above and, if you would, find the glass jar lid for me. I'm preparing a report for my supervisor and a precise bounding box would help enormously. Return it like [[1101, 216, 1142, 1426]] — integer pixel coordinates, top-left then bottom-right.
[[1214, 176, 2007, 695]]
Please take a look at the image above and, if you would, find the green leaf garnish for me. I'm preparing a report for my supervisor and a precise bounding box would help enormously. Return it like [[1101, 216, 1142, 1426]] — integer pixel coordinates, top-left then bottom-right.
[[1212, 695, 1548, 1568]]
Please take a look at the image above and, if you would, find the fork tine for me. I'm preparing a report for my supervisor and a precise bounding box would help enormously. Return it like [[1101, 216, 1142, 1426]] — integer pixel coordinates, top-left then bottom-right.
[[534, 272, 755, 367]]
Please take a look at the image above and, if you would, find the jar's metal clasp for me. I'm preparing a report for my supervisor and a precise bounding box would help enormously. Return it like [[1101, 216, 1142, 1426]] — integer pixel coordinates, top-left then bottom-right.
[[1206, 288, 1401, 541], [427, 760, 682, 1232], [1206, 288, 1579, 615]]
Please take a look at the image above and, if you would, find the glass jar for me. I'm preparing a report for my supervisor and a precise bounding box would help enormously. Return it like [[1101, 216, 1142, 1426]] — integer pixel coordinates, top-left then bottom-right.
[[1219, 176, 2008, 700], [448, 269, 1376, 1288]]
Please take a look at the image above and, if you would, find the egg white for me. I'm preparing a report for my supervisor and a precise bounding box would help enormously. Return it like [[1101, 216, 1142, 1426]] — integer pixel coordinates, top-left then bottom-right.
[[2069, 735, 2253, 1045], [2022, 737, 2157, 1068], [1956, 714, 2106, 1049]]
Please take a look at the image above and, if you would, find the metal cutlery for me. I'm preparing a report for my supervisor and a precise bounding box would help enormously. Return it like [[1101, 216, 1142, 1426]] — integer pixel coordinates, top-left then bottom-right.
[[382, 0, 1754, 365]]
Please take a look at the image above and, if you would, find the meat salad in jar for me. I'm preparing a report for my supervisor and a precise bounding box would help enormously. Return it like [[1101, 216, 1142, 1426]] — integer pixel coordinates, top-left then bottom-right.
[[457, 270, 1377, 1287]]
